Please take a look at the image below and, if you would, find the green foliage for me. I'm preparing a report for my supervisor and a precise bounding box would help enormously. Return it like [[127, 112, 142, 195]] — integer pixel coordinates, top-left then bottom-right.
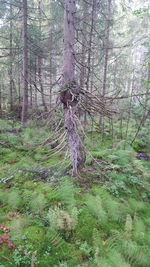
[[10, 218, 26, 240], [7, 190, 21, 210], [58, 179, 76, 211], [132, 138, 149, 153], [30, 193, 47, 216], [133, 8, 149, 17], [86, 194, 107, 223], [0, 119, 149, 266], [12, 244, 38, 266], [21, 124, 50, 145], [47, 207, 78, 231]]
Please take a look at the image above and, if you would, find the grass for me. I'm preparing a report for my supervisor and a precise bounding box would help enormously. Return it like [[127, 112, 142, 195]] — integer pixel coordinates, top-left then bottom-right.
[[0, 119, 149, 266]]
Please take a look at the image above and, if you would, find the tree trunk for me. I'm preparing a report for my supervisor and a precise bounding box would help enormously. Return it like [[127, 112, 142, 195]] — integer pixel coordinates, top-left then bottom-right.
[[86, 0, 97, 92], [99, 0, 112, 132], [80, 1, 87, 91], [21, 0, 28, 125], [84, 0, 97, 126], [29, 54, 33, 109], [38, 0, 47, 112], [37, 57, 48, 112], [49, 27, 53, 110], [9, 1, 13, 111], [61, 0, 86, 175], [34, 57, 38, 109], [0, 84, 2, 116], [102, 0, 112, 96]]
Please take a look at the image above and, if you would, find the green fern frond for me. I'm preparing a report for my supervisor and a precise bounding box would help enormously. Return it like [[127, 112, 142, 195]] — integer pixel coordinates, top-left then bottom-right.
[[46, 229, 66, 249], [22, 189, 33, 208], [107, 250, 131, 267], [90, 149, 112, 159], [10, 217, 26, 239], [125, 214, 133, 238], [96, 188, 121, 221], [58, 179, 76, 211], [47, 207, 77, 231], [7, 190, 21, 210], [132, 159, 149, 178], [86, 194, 107, 224], [133, 219, 146, 244], [30, 193, 47, 216]]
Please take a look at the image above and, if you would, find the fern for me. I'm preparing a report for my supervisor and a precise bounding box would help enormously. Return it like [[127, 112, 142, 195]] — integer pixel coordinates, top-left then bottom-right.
[[7, 190, 21, 210], [125, 215, 133, 238], [132, 159, 149, 178], [46, 228, 66, 249], [133, 219, 146, 244], [58, 179, 76, 211], [107, 250, 131, 267], [95, 188, 121, 221], [47, 207, 77, 231], [22, 189, 33, 209], [30, 193, 47, 216], [10, 217, 26, 239], [86, 194, 107, 224], [90, 149, 112, 159]]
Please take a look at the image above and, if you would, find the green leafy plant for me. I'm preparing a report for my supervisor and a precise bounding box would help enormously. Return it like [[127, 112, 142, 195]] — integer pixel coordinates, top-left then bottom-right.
[[30, 193, 47, 216]]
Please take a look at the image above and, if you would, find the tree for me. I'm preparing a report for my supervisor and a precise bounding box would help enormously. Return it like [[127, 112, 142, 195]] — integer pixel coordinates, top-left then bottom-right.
[[21, 0, 28, 125], [60, 0, 86, 175]]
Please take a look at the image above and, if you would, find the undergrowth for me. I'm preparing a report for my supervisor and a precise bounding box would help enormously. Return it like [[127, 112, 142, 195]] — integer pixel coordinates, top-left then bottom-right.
[[0, 119, 149, 266]]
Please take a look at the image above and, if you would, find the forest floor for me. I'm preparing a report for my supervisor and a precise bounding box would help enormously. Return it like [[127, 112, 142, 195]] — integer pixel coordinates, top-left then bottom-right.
[[0, 119, 150, 267]]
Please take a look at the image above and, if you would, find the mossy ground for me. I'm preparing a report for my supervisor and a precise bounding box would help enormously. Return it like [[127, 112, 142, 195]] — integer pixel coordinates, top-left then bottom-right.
[[0, 119, 149, 266]]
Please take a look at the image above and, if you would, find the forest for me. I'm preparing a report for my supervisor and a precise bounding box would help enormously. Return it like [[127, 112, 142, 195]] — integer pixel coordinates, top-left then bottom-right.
[[0, 0, 150, 266]]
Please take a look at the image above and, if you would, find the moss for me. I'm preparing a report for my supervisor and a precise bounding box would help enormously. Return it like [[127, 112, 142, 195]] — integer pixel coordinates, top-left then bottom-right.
[[75, 208, 98, 244], [30, 193, 47, 216], [0, 246, 14, 266], [23, 181, 38, 190], [0, 119, 149, 266], [23, 226, 45, 243]]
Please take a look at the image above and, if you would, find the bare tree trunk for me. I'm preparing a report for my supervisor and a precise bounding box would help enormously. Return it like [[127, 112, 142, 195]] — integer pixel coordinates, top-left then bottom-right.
[[37, 57, 48, 112], [38, 0, 48, 112], [21, 0, 28, 125], [49, 29, 53, 110], [86, 0, 97, 92], [80, 1, 87, 91], [84, 0, 97, 126], [124, 72, 135, 147], [9, 2, 13, 111], [80, 1, 88, 123], [131, 64, 150, 145], [34, 57, 38, 109], [0, 84, 2, 116], [29, 55, 33, 109], [61, 0, 86, 175], [18, 73, 21, 106], [100, 0, 112, 132]]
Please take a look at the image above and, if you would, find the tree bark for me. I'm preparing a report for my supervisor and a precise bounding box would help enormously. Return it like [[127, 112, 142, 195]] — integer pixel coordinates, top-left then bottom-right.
[[0, 84, 2, 116], [61, 0, 86, 175], [9, 2, 13, 111], [80, 1, 88, 91], [34, 57, 38, 109], [99, 0, 112, 131], [21, 0, 28, 125], [102, 0, 111, 96], [83, 0, 97, 126], [49, 29, 53, 110], [37, 57, 48, 112], [29, 54, 33, 109], [86, 0, 97, 93], [38, 0, 48, 112]]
